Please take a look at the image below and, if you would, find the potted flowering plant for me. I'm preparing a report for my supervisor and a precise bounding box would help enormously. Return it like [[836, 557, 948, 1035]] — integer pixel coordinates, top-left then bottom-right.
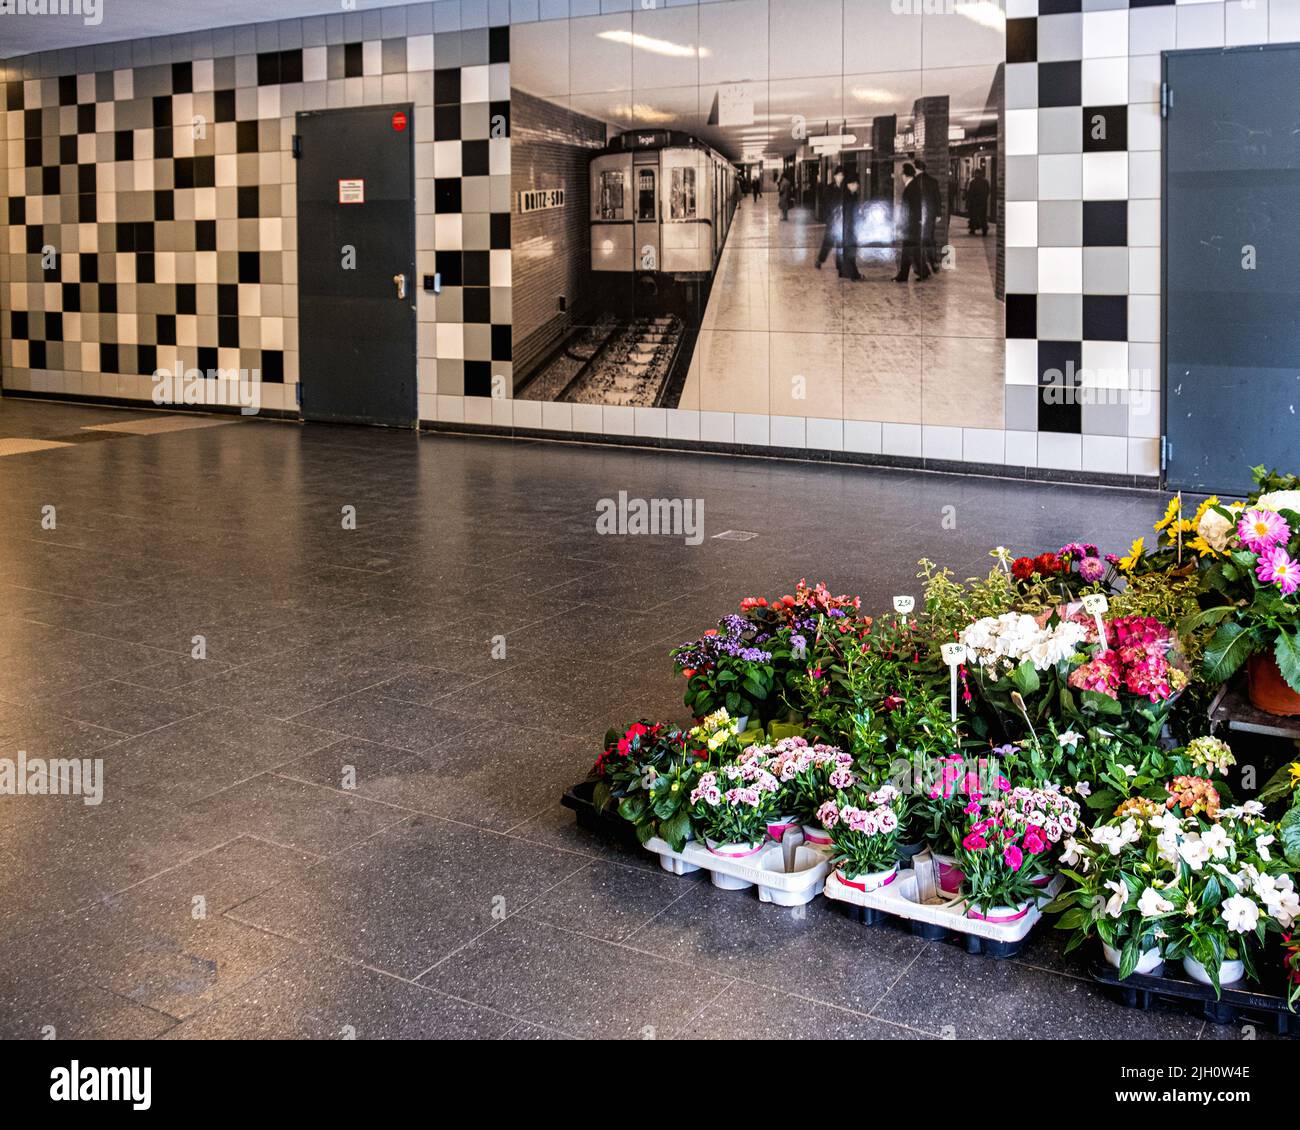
[[952, 800, 1052, 922], [1155, 781, 1299, 993], [910, 752, 1012, 894], [818, 784, 904, 891], [688, 748, 780, 863], [1009, 542, 1118, 600], [1182, 472, 1300, 714], [759, 737, 855, 846], [1257, 759, 1300, 869], [671, 614, 787, 727], [591, 720, 704, 850], [1047, 799, 1176, 978]]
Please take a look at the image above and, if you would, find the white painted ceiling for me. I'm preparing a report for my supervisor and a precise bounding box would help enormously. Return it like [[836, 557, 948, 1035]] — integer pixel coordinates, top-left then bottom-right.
[[0, 0, 422, 59]]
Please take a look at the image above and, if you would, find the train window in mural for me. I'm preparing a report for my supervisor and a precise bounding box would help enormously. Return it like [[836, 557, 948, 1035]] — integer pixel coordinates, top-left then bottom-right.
[[598, 170, 625, 221], [508, 5, 1005, 423], [636, 169, 657, 222], [670, 167, 696, 221]]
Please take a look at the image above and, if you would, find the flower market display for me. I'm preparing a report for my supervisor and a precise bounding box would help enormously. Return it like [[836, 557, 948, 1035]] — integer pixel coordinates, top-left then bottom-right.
[[574, 466, 1300, 1021]]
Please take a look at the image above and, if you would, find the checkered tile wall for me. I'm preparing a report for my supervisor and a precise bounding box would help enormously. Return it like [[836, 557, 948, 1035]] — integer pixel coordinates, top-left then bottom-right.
[[0, 3, 513, 419]]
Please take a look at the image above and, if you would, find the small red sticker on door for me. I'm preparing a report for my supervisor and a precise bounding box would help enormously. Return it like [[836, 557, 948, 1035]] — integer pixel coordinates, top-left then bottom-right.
[[338, 179, 365, 204], [391, 111, 408, 132]]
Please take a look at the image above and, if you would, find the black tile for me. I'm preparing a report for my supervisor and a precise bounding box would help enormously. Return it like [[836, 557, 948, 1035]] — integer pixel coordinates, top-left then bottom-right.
[[280, 49, 304, 85], [434, 177, 462, 213], [218, 317, 240, 349], [26, 224, 45, 255], [137, 254, 156, 284], [114, 129, 134, 161], [464, 360, 493, 398], [7, 196, 24, 225], [100, 283, 118, 313], [41, 165, 60, 194], [79, 251, 98, 282], [1006, 293, 1037, 339], [490, 212, 511, 249], [461, 139, 489, 176], [257, 51, 281, 87], [489, 25, 510, 64], [58, 134, 77, 164], [153, 94, 173, 127], [28, 340, 47, 369], [61, 282, 81, 312], [489, 100, 510, 137], [154, 124, 174, 158], [173, 61, 193, 95], [58, 74, 77, 106], [194, 155, 216, 188], [491, 324, 512, 362], [237, 185, 260, 218], [197, 345, 219, 372], [45, 312, 63, 342], [78, 163, 96, 193], [78, 194, 97, 222], [116, 223, 137, 253], [196, 220, 217, 252], [1038, 0, 1082, 11], [100, 342, 119, 373], [156, 313, 176, 346], [1082, 295, 1128, 341], [1037, 339, 1083, 433], [10, 310, 29, 340], [214, 89, 237, 123], [137, 344, 157, 376], [174, 156, 196, 189], [344, 42, 364, 79], [261, 350, 284, 383], [1007, 18, 1037, 65], [6, 80, 24, 111], [1082, 200, 1127, 246], [434, 104, 460, 141], [435, 251, 462, 286], [1038, 60, 1081, 108], [1083, 105, 1127, 152], [176, 283, 197, 315], [154, 189, 175, 222], [463, 287, 491, 323], [236, 120, 259, 153], [434, 68, 460, 105], [217, 283, 239, 317], [463, 250, 490, 287], [24, 137, 42, 168], [77, 102, 95, 133], [238, 251, 261, 284]]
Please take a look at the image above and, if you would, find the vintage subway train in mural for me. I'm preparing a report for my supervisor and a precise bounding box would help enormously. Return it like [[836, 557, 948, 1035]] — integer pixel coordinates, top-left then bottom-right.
[[590, 130, 739, 315]]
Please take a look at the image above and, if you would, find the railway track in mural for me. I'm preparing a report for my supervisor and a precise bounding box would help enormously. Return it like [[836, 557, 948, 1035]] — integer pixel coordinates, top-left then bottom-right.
[[517, 313, 690, 409]]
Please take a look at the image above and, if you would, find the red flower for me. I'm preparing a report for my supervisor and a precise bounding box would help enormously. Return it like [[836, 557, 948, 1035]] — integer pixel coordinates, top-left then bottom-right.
[[1011, 556, 1036, 581], [1034, 552, 1063, 575]]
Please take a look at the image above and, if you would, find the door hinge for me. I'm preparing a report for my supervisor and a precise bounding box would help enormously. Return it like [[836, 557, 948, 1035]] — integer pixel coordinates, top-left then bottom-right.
[[292, 134, 303, 159], [1160, 82, 1172, 118], [1160, 436, 1169, 470]]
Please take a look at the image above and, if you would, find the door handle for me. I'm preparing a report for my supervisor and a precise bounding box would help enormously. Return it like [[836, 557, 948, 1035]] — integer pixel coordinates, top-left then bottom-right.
[[392, 273, 407, 300]]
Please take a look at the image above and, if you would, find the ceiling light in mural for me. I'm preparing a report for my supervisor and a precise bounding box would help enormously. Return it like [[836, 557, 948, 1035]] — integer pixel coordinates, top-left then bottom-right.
[[954, 1, 1006, 32], [609, 102, 678, 124], [850, 86, 898, 106], [597, 29, 711, 58]]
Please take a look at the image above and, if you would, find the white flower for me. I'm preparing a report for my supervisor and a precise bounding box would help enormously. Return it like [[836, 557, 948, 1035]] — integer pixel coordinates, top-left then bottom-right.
[[1196, 503, 1243, 552], [1057, 731, 1084, 748], [1256, 489, 1300, 516], [1060, 837, 1084, 867], [1178, 834, 1210, 871], [1256, 834, 1275, 862], [1221, 893, 1261, 934], [1120, 764, 1137, 779], [1092, 819, 1140, 856], [1137, 887, 1175, 917], [1201, 824, 1231, 861], [1104, 880, 1129, 918], [1073, 780, 1092, 798]]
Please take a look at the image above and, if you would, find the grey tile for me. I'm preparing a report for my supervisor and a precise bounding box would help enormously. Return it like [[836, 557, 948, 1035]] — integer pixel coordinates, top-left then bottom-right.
[[1038, 106, 1082, 155], [1083, 247, 1130, 294], [1005, 384, 1041, 432], [1038, 292, 1083, 338], [681, 982, 925, 1040], [1037, 200, 1083, 247], [522, 858, 696, 942]]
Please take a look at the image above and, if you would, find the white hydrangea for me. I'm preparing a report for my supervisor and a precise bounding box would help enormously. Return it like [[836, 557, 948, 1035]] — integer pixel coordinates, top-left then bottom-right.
[[959, 613, 1088, 673]]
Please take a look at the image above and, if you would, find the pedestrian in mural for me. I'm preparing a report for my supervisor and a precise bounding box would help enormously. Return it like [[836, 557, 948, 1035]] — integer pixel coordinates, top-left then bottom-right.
[[840, 172, 864, 280], [815, 166, 848, 270], [752, 173, 762, 204], [915, 159, 943, 272], [967, 166, 990, 236], [778, 173, 794, 221], [893, 163, 930, 282]]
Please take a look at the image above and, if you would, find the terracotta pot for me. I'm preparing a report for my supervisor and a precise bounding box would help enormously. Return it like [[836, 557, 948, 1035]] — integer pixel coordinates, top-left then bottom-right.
[[1247, 652, 1300, 716]]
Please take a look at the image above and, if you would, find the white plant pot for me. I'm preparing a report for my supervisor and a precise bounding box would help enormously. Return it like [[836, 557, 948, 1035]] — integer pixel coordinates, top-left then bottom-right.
[[965, 900, 1032, 924], [835, 863, 899, 893], [1182, 954, 1245, 988], [1102, 941, 1164, 976], [800, 823, 834, 849], [766, 815, 799, 841], [705, 839, 762, 889]]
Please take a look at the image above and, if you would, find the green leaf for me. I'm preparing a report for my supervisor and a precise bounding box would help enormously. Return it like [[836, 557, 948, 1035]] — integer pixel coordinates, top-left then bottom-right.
[[1080, 690, 1123, 716], [1279, 806, 1300, 869], [1178, 605, 1236, 635], [1257, 763, 1298, 806], [1203, 621, 1256, 684], [659, 810, 692, 852], [1010, 661, 1040, 696], [592, 780, 613, 812], [618, 796, 646, 823], [1119, 935, 1141, 980], [1276, 631, 1300, 695]]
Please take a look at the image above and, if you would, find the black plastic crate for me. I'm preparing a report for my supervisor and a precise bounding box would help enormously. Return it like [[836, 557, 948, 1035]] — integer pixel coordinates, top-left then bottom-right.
[[836, 902, 1028, 958], [560, 779, 642, 849]]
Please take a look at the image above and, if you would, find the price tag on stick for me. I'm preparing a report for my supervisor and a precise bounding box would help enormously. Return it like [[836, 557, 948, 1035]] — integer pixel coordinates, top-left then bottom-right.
[[1082, 593, 1109, 645], [893, 595, 915, 626], [940, 643, 967, 723]]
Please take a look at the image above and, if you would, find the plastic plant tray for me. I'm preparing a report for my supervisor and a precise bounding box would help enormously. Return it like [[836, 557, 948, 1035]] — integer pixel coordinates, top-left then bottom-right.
[[643, 834, 832, 905], [560, 781, 642, 849], [823, 867, 1062, 958], [1091, 959, 1297, 1035]]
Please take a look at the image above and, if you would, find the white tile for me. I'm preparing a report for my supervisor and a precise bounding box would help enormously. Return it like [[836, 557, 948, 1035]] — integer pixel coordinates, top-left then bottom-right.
[[1038, 247, 1084, 293], [1005, 338, 1039, 386], [1128, 102, 1161, 152], [603, 405, 635, 436], [1128, 437, 1161, 477], [882, 422, 922, 458], [634, 406, 667, 438], [844, 419, 882, 455], [1227, 0, 1269, 44], [1038, 431, 1083, 471], [541, 401, 573, 431], [1129, 151, 1162, 199], [1129, 247, 1161, 295], [1083, 9, 1129, 56], [566, 402, 598, 432], [1004, 201, 1038, 247], [1082, 152, 1128, 199], [1130, 6, 1178, 53], [491, 396, 514, 427], [922, 424, 963, 461], [1005, 430, 1038, 468], [1128, 53, 1163, 103], [464, 396, 493, 425], [512, 399, 542, 428], [1271, 0, 1300, 40], [461, 64, 491, 103], [1006, 109, 1038, 156], [734, 412, 770, 446], [1038, 155, 1082, 200], [436, 394, 465, 422], [700, 411, 734, 444], [1082, 341, 1129, 387], [1177, 2, 1227, 47], [1082, 57, 1129, 103], [408, 35, 435, 71], [806, 417, 844, 451], [1083, 434, 1129, 474], [1130, 295, 1161, 342], [1129, 388, 1162, 438], [1129, 343, 1161, 387], [1128, 201, 1160, 249], [1006, 0, 1038, 14], [303, 46, 327, 83], [770, 414, 806, 448], [963, 428, 1006, 465], [666, 408, 700, 441]]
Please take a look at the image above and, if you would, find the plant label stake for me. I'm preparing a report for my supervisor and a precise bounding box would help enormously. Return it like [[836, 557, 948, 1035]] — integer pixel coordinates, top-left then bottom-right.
[[940, 642, 967, 722], [893, 595, 914, 626], [1082, 592, 1109, 645]]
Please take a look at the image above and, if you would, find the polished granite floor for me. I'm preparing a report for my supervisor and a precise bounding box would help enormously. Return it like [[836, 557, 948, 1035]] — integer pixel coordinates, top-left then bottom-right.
[[0, 397, 1247, 1040]]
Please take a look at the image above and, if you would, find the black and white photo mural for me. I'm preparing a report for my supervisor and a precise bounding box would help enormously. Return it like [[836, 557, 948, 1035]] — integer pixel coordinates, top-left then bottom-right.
[[507, 0, 1005, 440]]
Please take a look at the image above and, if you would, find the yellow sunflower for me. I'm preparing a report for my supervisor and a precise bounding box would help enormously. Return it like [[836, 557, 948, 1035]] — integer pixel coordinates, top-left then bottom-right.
[[1154, 496, 1182, 533], [1118, 537, 1145, 573]]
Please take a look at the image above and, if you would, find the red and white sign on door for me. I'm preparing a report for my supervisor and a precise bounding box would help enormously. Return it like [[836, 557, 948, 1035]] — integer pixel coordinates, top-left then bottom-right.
[[338, 179, 365, 204]]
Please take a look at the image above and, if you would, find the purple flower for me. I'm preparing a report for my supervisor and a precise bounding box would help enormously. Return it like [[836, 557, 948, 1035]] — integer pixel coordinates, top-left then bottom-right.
[[1078, 556, 1105, 582]]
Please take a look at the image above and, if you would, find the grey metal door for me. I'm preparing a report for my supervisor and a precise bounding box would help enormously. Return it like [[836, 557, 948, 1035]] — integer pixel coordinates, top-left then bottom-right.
[[1163, 46, 1300, 494], [297, 105, 416, 427]]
